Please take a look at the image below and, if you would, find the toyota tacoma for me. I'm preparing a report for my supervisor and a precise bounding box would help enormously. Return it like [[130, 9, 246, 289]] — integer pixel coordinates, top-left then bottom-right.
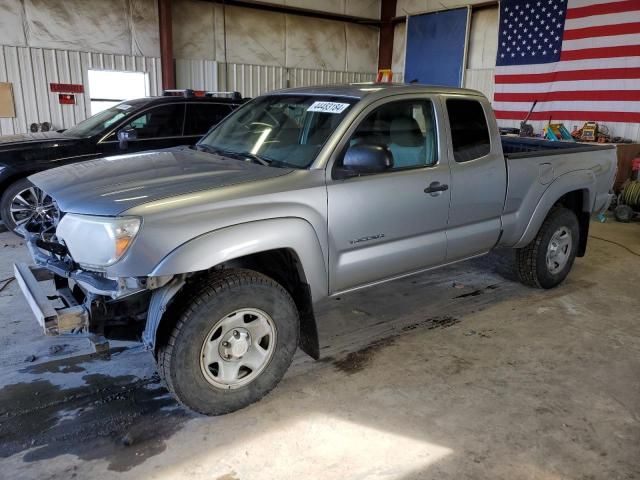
[[13, 84, 616, 415]]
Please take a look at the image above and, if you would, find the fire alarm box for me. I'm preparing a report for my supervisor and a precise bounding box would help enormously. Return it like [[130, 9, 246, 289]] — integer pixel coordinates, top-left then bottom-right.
[[59, 94, 76, 105]]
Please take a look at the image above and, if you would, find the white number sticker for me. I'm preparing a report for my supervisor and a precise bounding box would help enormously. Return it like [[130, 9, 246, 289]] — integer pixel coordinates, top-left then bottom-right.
[[307, 101, 350, 114], [116, 104, 132, 111]]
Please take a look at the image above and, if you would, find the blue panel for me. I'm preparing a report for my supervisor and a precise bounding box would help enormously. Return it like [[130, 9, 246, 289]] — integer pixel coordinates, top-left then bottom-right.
[[405, 8, 469, 87]]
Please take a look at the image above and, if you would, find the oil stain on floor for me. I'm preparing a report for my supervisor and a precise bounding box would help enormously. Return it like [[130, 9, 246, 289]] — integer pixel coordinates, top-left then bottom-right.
[[0, 367, 192, 472]]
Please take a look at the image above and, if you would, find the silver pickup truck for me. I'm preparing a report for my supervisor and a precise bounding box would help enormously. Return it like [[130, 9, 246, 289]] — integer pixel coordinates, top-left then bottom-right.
[[14, 84, 616, 415]]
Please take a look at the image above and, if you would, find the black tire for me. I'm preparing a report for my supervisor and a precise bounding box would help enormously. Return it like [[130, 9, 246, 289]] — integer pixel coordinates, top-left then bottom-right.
[[0, 177, 58, 236], [515, 206, 579, 289], [157, 269, 299, 415], [614, 204, 634, 223]]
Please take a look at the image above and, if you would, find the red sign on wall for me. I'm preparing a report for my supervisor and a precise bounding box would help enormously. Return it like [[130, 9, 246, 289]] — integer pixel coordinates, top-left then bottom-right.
[[58, 94, 76, 105], [50, 83, 84, 93]]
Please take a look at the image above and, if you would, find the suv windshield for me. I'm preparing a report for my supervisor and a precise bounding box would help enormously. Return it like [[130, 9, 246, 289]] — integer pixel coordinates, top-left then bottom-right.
[[199, 95, 358, 168], [62, 101, 145, 138]]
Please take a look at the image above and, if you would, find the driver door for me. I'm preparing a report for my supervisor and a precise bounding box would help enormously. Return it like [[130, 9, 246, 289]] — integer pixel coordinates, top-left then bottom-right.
[[326, 97, 451, 293]]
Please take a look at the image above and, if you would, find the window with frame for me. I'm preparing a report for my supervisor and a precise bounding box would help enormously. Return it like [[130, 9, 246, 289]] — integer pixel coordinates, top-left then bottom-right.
[[446, 99, 491, 162], [120, 104, 185, 139], [346, 99, 438, 170], [184, 103, 234, 136]]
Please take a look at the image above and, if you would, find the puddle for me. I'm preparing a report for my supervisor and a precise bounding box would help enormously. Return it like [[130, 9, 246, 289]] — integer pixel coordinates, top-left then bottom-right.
[[0, 372, 192, 472], [334, 337, 395, 374], [20, 347, 129, 375]]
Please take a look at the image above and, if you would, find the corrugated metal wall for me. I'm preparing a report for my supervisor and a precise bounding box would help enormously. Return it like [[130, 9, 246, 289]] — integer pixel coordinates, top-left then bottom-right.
[[176, 59, 376, 98], [0, 45, 162, 136], [0, 47, 375, 136]]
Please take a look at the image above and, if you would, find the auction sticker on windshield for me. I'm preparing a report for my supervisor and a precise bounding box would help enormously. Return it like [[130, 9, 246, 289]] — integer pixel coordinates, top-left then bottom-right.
[[307, 101, 350, 114]]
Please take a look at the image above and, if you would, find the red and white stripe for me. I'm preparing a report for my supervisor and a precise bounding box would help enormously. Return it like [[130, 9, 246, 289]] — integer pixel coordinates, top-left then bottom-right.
[[493, 0, 640, 123]]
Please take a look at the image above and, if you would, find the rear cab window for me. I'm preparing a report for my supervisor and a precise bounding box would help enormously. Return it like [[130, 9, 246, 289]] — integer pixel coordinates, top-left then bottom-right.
[[446, 99, 491, 162]]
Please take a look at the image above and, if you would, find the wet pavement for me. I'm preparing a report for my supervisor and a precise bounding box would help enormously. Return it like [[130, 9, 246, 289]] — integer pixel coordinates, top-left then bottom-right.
[[0, 221, 639, 480]]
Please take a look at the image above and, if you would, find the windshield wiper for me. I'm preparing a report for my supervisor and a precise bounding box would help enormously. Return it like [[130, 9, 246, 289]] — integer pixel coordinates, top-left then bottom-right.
[[196, 145, 272, 166], [233, 151, 271, 166], [194, 144, 218, 154]]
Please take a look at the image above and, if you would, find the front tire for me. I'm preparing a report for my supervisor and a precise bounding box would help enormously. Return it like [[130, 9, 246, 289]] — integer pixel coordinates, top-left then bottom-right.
[[516, 206, 579, 289], [157, 269, 299, 415], [0, 178, 59, 236]]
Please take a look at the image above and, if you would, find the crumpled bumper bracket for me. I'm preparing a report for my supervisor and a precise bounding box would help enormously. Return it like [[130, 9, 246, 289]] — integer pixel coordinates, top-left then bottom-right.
[[13, 262, 89, 336]]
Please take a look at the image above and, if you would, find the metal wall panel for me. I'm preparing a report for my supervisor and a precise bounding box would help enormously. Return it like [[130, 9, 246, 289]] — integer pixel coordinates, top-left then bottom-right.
[[176, 59, 376, 97], [463, 68, 494, 99], [222, 63, 287, 98], [289, 68, 376, 88], [0, 45, 162, 136]]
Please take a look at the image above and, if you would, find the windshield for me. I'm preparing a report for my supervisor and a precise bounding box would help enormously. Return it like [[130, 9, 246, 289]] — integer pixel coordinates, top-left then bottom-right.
[[199, 95, 358, 168], [62, 102, 142, 138]]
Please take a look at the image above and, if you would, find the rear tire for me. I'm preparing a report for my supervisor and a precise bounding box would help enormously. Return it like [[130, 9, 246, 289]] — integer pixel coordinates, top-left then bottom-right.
[[157, 269, 299, 415], [515, 206, 579, 289]]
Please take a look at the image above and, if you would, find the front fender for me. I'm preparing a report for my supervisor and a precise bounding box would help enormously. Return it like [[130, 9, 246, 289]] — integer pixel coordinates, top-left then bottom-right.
[[150, 217, 328, 303], [514, 170, 594, 249]]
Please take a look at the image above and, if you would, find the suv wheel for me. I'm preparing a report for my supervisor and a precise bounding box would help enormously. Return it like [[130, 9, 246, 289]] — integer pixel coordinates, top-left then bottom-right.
[[0, 178, 59, 236], [157, 269, 299, 415], [515, 206, 579, 289]]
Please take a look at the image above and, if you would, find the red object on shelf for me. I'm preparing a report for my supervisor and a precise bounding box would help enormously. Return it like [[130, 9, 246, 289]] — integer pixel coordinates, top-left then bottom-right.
[[58, 94, 76, 105], [50, 83, 84, 93], [632, 158, 640, 171]]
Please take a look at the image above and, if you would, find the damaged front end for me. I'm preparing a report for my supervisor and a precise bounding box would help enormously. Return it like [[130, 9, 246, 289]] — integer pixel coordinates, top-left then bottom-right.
[[14, 226, 169, 353]]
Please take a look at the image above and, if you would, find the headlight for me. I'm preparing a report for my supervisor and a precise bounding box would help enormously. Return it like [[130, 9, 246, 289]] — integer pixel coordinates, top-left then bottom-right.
[[56, 214, 141, 269]]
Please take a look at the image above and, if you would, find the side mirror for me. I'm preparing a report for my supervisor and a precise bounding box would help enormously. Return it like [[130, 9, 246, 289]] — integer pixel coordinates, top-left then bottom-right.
[[117, 128, 137, 150], [335, 143, 394, 179]]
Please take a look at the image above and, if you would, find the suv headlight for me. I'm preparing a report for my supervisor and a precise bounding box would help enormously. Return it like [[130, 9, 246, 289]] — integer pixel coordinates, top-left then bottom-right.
[[56, 214, 141, 269]]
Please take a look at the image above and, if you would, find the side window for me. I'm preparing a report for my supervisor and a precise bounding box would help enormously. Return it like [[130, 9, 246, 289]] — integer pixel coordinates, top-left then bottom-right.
[[446, 99, 491, 162], [120, 104, 185, 139], [184, 103, 233, 136], [347, 99, 437, 170]]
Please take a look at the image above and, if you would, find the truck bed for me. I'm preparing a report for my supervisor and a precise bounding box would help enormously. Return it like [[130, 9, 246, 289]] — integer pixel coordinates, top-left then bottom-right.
[[498, 135, 617, 249], [501, 136, 615, 159]]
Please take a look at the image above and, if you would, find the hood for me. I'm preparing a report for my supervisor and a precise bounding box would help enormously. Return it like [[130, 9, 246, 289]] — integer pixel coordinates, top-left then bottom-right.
[[29, 147, 293, 216], [0, 131, 74, 148]]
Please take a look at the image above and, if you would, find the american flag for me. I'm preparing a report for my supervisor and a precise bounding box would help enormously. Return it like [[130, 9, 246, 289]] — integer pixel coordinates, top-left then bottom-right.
[[493, 0, 640, 124]]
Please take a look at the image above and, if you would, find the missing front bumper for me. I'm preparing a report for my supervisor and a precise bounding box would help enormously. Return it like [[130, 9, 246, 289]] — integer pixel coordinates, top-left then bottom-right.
[[13, 262, 89, 336]]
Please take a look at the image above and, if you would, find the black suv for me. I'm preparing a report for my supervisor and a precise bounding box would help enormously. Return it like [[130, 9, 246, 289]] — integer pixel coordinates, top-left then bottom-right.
[[0, 90, 245, 234]]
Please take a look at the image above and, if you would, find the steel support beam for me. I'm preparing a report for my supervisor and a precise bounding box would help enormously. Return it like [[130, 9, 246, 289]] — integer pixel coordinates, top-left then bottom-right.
[[158, 0, 175, 90], [205, 0, 381, 25], [378, 0, 397, 70]]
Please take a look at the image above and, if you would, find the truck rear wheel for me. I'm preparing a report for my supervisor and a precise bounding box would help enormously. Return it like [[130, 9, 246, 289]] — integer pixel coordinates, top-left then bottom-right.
[[515, 206, 579, 289], [157, 269, 299, 415]]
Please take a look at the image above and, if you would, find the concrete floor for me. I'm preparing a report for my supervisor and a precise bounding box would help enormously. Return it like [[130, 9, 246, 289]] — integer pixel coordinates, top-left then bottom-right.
[[0, 220, 639, 480]]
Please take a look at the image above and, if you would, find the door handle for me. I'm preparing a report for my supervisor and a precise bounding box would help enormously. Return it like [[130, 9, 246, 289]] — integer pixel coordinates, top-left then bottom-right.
[[424, 182, 449, 195]]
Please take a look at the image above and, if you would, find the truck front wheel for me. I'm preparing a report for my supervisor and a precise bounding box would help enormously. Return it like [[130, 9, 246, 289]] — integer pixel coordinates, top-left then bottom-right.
[[516, 206, 579, 289], [157, 269, 299, 415]]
